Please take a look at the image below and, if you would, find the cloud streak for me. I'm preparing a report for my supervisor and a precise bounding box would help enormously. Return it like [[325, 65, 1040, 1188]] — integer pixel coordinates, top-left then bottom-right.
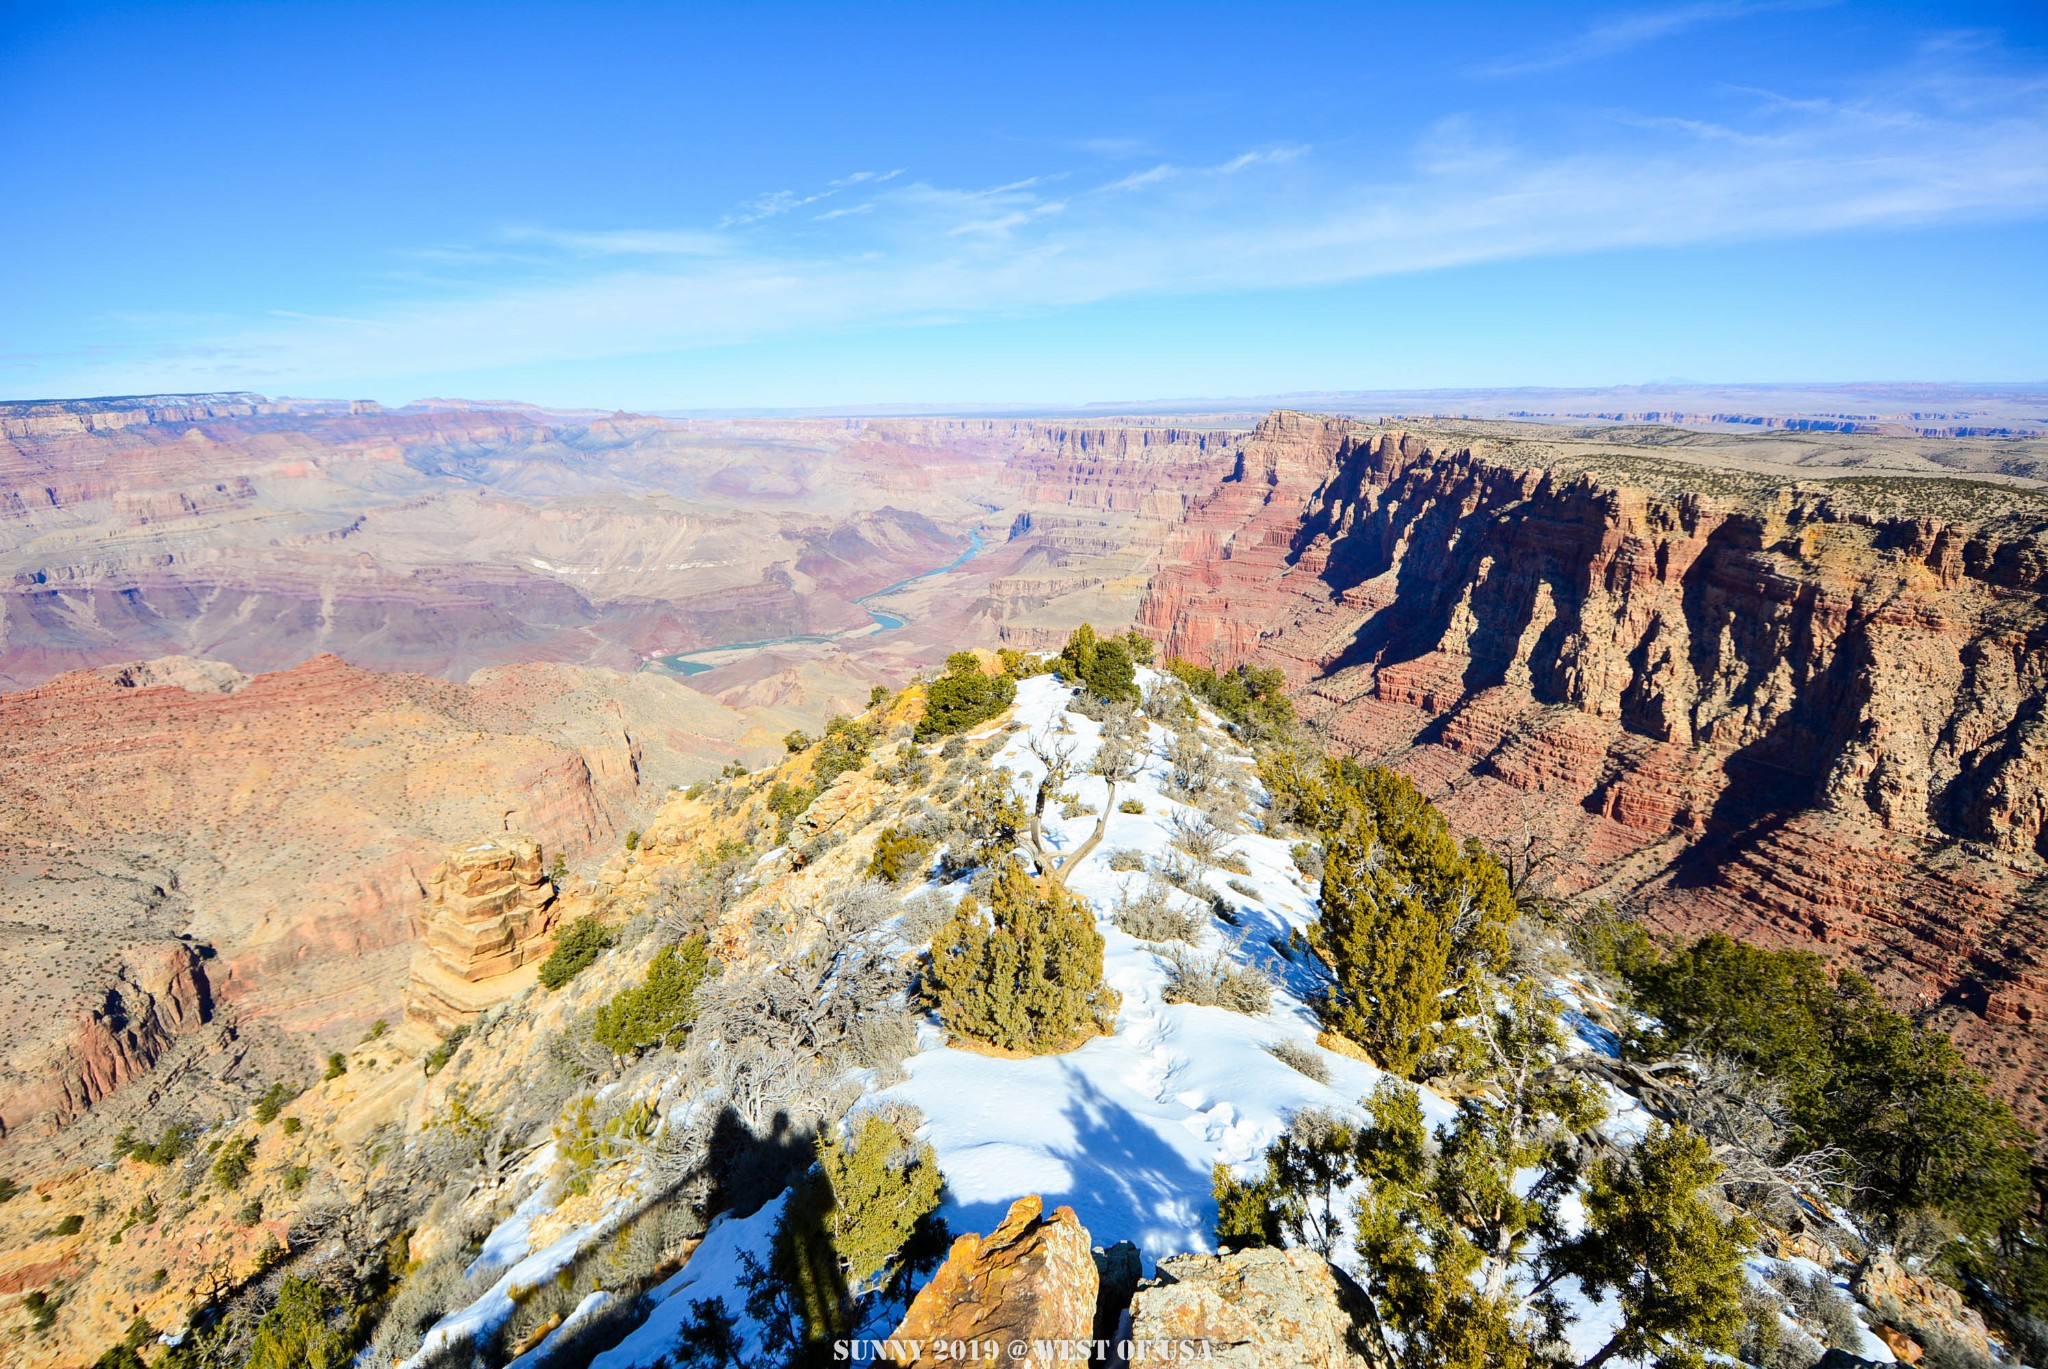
[[1470, 1, 1827, 78]]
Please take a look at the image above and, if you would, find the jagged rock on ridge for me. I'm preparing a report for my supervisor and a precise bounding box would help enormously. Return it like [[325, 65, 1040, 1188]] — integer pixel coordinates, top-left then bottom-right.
[[885, 1195, 1098, 1368]]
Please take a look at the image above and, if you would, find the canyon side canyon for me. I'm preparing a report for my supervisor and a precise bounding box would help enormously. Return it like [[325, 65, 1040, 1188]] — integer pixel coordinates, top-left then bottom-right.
[[5, 391, 2048, 1167]]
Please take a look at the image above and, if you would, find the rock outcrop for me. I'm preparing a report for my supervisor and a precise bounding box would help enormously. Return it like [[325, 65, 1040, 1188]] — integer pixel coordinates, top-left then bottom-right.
[[0, 650, 828, 1152], [1138, 412, 2048, 1129], [403, 838, 560, 1033], [885, 1195, 1098, 1368], [1852, 1253, 1994, 1363], [1127, 1247, 1384, 1369], [0, 942, 214, 1138]]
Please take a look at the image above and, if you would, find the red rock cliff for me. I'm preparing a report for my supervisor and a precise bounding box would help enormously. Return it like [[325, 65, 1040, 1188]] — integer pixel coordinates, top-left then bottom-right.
[[1140, 412, 2048, 1132]]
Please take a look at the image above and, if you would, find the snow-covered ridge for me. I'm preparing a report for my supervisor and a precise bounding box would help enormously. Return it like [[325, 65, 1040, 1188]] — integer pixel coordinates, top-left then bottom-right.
[[405, 666, 1908, 1369]]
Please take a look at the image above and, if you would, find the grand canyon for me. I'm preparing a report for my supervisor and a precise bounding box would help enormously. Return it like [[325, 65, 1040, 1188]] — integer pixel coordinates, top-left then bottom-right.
[[7, 389, 2048, 1142], [6, 381, 2048, 1368]]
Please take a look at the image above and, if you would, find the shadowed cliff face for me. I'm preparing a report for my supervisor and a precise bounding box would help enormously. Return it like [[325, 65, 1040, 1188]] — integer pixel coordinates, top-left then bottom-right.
[[1140, 412, 2048, 1133]]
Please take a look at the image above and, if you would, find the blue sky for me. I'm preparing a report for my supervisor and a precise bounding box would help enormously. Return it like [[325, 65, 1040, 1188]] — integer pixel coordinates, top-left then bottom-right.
[[2, 1, 2045, 408]]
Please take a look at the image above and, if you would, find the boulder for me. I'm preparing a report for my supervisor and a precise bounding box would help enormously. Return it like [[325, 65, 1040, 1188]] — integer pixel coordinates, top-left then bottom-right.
[[885, 1195, 1097, 1368], [1852, 1253, 1993, 1363], [1126, 1246, 1385, 1369]]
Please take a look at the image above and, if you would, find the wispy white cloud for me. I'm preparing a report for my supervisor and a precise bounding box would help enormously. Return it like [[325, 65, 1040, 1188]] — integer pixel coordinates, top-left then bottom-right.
[[1472, 1, 1826, 78], [719, 170, 903, 226], [499, 226, 727, 256], [40, 44, 2048, 397]]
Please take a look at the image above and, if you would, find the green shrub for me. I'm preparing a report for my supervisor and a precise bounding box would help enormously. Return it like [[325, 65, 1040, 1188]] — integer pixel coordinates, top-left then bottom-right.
[[1118, 797, 1145, 814], [212, 1136, 258, 1191], [363, 1018, 388, 1042], [767, 780, 818, 839], [814, 715, 875, 787], [423, 1023, 469, 1075], [769, 1106, 949, 1351], [784, 729, 812, 753], [0, 1176, 16, 1203], [243, 1275, 363, 1369], [928, 859, 1117, 1053], [996, 648, 1051, 678], [538, 916, 616, 990], [1165, 659, 1294, 741], [281, 1164, 309, 1193], [555, 1095, 656, 1196], [1056, 624, 1139, 703], [625, 829, 641, 851], [52, 1213, 83, 1237], [593, 937, 716, 1056], [323, 1052, 347, 1081], [253, 1081, 300, 1125], [281, 1116, 303, 1137], [866, 826, 936, 885], [236, 1197, 264, 1228], [916, 654, 1017, 740], [114, 1122, 196, 1167], [23, 1290, 58, 1330]]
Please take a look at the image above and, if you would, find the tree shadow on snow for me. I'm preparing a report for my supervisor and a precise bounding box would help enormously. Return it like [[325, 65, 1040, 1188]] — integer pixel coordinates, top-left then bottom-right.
[[941, 1066, 1214, 1264]]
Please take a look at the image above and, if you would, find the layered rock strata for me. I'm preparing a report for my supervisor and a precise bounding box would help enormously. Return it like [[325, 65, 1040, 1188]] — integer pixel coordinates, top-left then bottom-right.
[[1139, 412, 2048, 1130], [403, 838, 560, 1033]]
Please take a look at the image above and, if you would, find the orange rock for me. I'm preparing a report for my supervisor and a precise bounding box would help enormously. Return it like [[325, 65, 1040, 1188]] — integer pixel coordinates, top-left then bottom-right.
[[1875, 1324, 1924, 1364], [885, 1196, 1098, 1368], [1853, 1253, 1993, 1362]]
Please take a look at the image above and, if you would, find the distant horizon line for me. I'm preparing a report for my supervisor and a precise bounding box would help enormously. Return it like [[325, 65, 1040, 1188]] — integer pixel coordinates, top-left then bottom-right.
[[5, 378, 2047, 424]]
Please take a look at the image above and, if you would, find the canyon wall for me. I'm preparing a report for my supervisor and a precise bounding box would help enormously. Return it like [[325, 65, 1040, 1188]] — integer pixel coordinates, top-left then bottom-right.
[[0, 649, 875, 1154], [1140, 412, 2048, 1130]]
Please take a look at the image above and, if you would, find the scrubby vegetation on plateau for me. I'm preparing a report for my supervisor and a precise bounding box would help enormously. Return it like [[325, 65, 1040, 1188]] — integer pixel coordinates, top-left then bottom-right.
[[52, 621, 2048, 1369]]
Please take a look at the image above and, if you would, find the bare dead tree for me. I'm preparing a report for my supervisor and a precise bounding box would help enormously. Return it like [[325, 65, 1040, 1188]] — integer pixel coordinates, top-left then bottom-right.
[[685, 880, 913, 1135], [1497, 821, 1562, 900], [1025, 732, 1079, 861]]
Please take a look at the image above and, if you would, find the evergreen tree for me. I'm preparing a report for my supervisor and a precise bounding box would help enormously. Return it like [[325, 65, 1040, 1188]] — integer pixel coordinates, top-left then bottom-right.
[[1307, 763, 1515, 1075], [771, 1107, 948, 1361], [1344, 988, 1605, 1369], [1056, 624, 1139, 702], [592, 936, 715, 1056], [1559, 1123, 1750, 1369], [927, 858, 1116, 1053], [1625, 930, 2034, 1237], [816, 1108, 948, 1299], [954, 771, 1027, 868], [1213, 1109, 1361, 1256], [916, 653, 1017, 739]]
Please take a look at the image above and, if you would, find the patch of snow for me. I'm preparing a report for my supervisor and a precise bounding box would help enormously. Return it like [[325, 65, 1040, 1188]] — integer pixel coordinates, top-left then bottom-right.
[[588, 1193, 791, 1369]]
